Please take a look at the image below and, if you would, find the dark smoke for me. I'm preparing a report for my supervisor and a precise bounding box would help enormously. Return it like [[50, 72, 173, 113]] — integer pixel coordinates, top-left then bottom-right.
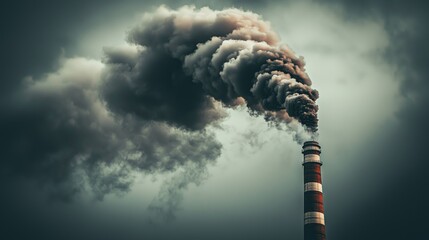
[[0, 5, 319, 219], [0, 57, 221, 201], [103, 5, 319, 133]]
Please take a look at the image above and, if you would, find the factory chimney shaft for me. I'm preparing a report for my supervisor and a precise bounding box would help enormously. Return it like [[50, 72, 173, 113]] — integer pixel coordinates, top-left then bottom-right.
[[302, 141, 326, 240]]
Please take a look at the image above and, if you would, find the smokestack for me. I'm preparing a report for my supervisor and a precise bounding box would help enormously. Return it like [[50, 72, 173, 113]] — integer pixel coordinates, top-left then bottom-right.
[[302, 141, 326, 240]]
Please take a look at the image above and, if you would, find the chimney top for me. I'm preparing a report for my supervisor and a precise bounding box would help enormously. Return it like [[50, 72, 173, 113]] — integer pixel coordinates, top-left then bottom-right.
[[303, 141, 320, 148], [302, 141, 321, 154]]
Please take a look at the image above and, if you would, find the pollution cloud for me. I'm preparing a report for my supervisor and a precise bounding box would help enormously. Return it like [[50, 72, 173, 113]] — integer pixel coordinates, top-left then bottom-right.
[[103, 5, 319, 132], [0, 5, 319, 215], [0, 57, 221, 201]]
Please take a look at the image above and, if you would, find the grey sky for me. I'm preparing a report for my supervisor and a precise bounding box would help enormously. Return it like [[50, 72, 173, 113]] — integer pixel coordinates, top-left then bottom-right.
[[1, 0, 428, 239]]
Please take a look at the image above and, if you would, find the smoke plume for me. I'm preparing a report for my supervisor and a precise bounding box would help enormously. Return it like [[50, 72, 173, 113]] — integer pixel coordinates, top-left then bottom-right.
[[103, 5, 319, 133], [0, 57, 221, 201], [0, 5, 319, 218]]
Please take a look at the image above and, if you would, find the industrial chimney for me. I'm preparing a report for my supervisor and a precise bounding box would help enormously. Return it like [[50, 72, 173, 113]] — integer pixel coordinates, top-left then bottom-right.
[[302, 141, 326, 240]]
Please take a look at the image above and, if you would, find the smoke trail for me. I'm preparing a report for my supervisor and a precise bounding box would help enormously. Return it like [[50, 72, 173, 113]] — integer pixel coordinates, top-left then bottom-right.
[[148, 161, 209, 222], [103, 5, 319, 134], [100, 6, 320, 217], [0, 57, 222, 201], [0, 5, 320, 220]]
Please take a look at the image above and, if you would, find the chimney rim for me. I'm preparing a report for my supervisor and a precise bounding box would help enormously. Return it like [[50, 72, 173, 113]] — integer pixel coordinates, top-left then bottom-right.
[[303, 140, 321, 148]]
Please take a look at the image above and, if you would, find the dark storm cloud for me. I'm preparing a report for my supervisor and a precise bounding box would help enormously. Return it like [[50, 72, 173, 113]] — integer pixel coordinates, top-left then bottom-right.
[[102, 6, 319, 134], [0, 57, 221, 200]]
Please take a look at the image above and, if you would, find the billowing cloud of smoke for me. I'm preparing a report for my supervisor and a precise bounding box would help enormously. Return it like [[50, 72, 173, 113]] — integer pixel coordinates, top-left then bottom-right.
[[102, 5, 319, 135], [0, 57, 221, 202], [0, 5, 319, 219], [99, 6, 319, 217]]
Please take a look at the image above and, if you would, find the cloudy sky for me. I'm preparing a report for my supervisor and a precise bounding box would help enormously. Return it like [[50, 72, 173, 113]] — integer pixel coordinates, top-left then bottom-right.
[[1, 0, 428, 239]]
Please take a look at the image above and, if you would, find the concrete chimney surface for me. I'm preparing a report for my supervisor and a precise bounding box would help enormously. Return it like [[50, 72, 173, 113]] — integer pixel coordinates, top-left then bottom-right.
[[302, 141, 326, 240]]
